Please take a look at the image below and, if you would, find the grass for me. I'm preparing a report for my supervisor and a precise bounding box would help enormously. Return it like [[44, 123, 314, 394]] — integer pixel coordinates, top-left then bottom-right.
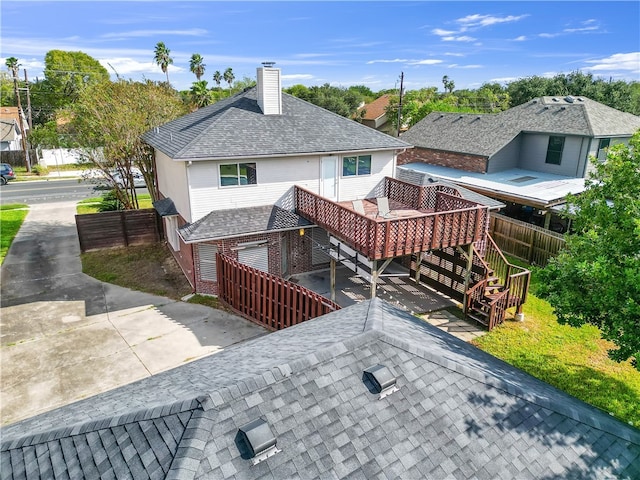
[[472, 264, 640, 427], [76, 194, 153, 214], [0, 204, 29, 263]]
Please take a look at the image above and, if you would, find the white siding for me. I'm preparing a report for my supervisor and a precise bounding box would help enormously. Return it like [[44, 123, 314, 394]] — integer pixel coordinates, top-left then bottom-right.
[[156, 150, 192, 221], [187, 150, 397, 221], [338, 151, 396, 200]]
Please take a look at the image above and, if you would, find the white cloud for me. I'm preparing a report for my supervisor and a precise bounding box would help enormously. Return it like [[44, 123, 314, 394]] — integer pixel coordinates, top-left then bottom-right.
[[539, 33, 560, 38], [583, 52, 640, 72], [444, 52, 465, 57], [366, 59, 409, 64], [432, 28, 456, 36], [456, 14, 529, 30], [442, 36, 476, 42], [282, 74, 314, 80], [564, 26, 599, 33], [513, 36, 527, 42], [407, 59, 443, 66]]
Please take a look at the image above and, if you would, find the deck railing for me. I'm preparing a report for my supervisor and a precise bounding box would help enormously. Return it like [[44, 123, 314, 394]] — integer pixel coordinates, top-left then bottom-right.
[[295, 179, 489, 260]]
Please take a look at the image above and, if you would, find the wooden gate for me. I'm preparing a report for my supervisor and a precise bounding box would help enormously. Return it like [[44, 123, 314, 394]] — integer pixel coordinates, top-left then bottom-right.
[[217, 253, 340, 330]]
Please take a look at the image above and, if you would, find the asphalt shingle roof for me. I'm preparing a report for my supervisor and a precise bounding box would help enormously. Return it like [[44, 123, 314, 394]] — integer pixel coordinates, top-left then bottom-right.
[[178, 205, 313, 242], [401, 95, 640, 158], [2, 299, 639, 479], [142, 88, 409, 161]]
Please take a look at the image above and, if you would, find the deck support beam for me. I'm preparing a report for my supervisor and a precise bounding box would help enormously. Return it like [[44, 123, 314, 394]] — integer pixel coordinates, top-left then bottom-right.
[[457, 244, 474, 309], [330, 257, 336, 302], [414, 252, 423, 284], [370, 258, 394, 299]]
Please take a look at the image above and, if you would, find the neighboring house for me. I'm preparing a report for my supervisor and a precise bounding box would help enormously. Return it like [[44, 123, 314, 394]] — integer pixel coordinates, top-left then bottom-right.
[[356, 94, 394, 135], [0, 119, 21, 151], [2, 298, 638, 479], [398, 96, 640, 230], [0, 106, 27, 152], [143, 65, 410, 295]]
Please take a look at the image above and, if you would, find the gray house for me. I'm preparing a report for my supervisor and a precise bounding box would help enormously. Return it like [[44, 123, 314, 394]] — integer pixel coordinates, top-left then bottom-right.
[[2, 299, 638, 479], [398, 96, 640, 229]]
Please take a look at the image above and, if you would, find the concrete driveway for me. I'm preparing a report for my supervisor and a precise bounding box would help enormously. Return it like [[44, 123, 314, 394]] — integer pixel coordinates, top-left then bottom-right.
[[0, 201, 267, 426]]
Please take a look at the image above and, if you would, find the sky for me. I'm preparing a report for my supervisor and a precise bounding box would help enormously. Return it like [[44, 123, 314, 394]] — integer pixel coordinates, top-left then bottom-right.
[[1, 1, 639, 93]]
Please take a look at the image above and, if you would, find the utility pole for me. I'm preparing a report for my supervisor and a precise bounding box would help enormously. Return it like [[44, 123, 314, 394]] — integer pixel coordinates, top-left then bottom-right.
[[9, 64, 30, 171], [396, 72, 404, 137], [23, 69, 33, 130]]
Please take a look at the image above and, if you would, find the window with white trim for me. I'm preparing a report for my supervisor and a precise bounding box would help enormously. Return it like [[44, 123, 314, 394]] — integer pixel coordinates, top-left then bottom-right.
[[597, 138, 610, 162], [199, 244, 218, 281], [219, 162, 257, 186], [342, 155, 371, 176], [165, 215, 179, 251]]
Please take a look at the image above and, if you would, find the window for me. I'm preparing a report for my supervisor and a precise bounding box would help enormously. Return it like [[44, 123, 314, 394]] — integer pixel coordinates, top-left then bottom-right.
[[342, 155, 372, 176], [545, 136, 564, 165], [597, 138, 610, 161], [219, 162, 257, 186], [199, 244, 218, 281], [165, 215, 179, 251]]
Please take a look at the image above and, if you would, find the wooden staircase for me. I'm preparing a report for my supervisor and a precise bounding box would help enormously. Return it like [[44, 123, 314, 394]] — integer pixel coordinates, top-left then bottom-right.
[[464, 235, 531, 330]]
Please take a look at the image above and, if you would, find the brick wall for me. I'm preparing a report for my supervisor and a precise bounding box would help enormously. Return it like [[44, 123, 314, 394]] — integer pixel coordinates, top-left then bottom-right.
[[398, 147, 487, 173]]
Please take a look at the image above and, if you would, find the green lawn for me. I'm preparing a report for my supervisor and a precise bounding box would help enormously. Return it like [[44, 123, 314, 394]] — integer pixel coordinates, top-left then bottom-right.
[[76, 194, 153, 214], [0, 204, 29, 263], [472, 267, 640, 428]]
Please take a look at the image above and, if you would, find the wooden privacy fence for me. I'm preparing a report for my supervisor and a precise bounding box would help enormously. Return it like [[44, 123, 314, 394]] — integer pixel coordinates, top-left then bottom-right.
[[76, 209, 161, 252], [217, 254, 340, 330], [489, 214, 566, 266]]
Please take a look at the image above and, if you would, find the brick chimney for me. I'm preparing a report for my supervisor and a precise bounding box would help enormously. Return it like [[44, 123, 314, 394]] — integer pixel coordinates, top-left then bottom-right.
[[257, 62, 282, 115]]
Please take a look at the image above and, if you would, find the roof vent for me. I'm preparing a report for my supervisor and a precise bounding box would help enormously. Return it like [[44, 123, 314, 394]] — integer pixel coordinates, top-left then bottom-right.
[[532, 99, 538, 104], [564, 95, 575, 103], [238, 418, 280, 465], [552, 97, 559, 102], [577, 97, 584, 102], [560, 106, 566, 110], [363, 364, 399, 399], [262, 61, 276, 68]]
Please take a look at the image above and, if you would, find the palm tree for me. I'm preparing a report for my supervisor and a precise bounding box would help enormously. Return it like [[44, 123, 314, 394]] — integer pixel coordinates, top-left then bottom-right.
[[223, 67, 235, 90], [212, 70, 222, 88], [5, 57, 19, 78], [190, 80, 211, 108], [189, 54, 205, 81], [153, 42, 173, 84]]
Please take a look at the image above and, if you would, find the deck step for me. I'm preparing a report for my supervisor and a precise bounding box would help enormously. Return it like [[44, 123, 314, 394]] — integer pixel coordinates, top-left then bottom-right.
[[467, 312, 489, 326]]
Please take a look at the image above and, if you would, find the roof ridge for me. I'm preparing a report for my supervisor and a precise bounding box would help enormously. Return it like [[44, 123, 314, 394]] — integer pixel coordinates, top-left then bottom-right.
[[377, 330, 640, 445], [1, 395, 206, 451]]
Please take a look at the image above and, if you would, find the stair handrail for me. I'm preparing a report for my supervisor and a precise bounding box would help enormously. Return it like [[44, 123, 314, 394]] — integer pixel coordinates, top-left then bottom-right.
[[464, 278, 487, 315], [483, 233, 530, 311], [488, 288, 510, 330]]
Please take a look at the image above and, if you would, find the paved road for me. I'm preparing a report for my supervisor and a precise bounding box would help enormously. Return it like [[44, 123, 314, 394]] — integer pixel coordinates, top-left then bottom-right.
[[0, 201, 267, 426]]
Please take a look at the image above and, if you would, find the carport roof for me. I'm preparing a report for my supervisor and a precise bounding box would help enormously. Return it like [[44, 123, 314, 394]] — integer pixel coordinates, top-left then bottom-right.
[[2, 299, 639, 479]]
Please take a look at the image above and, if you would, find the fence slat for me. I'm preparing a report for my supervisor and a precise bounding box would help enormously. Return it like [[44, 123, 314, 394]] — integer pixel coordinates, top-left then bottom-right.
[[217, 254, 340, 331]]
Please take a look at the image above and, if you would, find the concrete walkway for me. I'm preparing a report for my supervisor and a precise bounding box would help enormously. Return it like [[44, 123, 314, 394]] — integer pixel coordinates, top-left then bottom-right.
[[0, 201, 267, 426]]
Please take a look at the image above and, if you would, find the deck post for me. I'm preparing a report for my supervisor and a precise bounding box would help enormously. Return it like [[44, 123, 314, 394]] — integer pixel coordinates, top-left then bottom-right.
[[414, 252, 423, 283], [461, 243, 474, 309], [370, 260, 378, 299], [330, 257, 336, 302]]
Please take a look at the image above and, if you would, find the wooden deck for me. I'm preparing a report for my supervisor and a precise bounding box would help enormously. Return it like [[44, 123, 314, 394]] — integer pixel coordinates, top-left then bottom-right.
[[295, 177, 490, 260]]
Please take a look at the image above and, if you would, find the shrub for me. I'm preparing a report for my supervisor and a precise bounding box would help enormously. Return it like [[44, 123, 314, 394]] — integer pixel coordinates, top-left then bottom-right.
[[97, 190, 124, 212], [31, 164, 50, 176]]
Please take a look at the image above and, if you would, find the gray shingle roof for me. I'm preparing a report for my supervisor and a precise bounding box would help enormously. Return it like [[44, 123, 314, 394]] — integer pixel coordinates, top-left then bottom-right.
[[142, 88, 410, 161], [2, 299, 639, 479], [401, 95, 640, 158], [179, 205, 313, 242]]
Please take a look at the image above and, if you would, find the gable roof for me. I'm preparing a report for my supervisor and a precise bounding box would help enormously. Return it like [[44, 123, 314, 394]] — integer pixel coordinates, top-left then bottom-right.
[[3, 299, 638, 479], [357, 94, 391, 121], [178, 204, 313, 243], [401, 96, 640, 158], [142, 88, 410, 161]]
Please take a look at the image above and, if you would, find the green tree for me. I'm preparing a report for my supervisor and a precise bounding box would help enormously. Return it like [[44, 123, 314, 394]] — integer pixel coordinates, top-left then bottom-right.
[[223, 67, 234, 90], [190, 80, 211, 107], [442, 75, 455, 94], [286, 83, 361, 118], [212, 70, 222, 88], [0, 72, 15, 106], [153, 42, 173, 84], [71, 79, 187, 207], [41, 50, 110, 109], [189, 54, 205, 81], [540, 132, 640, 369]]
